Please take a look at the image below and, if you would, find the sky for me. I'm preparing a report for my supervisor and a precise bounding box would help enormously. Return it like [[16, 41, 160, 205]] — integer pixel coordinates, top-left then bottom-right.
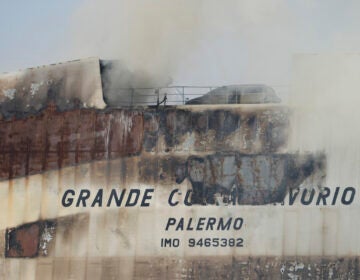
[[1, 1, 360, 86], [0, 1, 80, 72]]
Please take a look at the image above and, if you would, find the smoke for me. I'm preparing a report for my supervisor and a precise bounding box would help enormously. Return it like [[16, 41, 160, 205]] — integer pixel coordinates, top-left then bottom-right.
[[289, 53, 360, 188], [70, 0, 203, 87], [68, 0, 296, 87], [3, 1, 360, 89], [61, 1, 360, 108], [100, 60, 172, 106]]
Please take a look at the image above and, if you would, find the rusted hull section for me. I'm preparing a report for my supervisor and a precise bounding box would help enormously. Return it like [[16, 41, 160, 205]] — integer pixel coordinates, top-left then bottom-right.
[[0, 108, 144, 179], [0, 105, 287, 180], [0, 105, 323, 205], [5, 220, 56, 258], [0, 104, 328, 279]]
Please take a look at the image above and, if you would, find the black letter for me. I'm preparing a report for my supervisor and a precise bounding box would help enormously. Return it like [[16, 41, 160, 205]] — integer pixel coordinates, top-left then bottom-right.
[[76, 189, 91, 207], [206, 217, 216, 230], [316, 187, 330, 205], [107, 189, 126, 207], [91, 189, 103, 207], [196, 218, 206, 230], [62, 189, 75, 207], [288, 188, 300, 205], [125, 189, 140, 207], [168, 189, 179, 206], [233, 218, 243, 230], [217, 218, 232, 230], [166, 218, 176, 231], [141, 189, 154, 207], [186, 218, 194, 230], [184, 190, 193, 206], [331, 187, 340, 205], [176, 218, 184, 231], [301, 189, 315, 205], [341, 187, 355, 205]]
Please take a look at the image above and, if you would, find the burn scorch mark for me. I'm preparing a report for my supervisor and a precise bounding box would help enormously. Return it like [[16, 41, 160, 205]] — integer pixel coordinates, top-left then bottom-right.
[[139, 152, 326, 205], [5, 213, 88, 258], [5, 220, 56, 258]]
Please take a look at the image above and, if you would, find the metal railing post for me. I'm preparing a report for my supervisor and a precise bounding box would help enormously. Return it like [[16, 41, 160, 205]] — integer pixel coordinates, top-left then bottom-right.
[[182, 86, 185, 105]]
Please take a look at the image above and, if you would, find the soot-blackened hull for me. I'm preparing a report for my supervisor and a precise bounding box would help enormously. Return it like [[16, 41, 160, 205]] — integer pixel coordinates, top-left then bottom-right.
[[0, 103, 327, 279]]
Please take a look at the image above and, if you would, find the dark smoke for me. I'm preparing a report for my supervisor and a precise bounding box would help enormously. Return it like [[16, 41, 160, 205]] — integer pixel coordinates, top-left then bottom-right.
[[100, 60, 172, 107]]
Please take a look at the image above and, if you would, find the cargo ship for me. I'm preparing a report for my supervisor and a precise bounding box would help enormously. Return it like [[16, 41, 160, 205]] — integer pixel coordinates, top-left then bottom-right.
[[1, 57, 347, 279]]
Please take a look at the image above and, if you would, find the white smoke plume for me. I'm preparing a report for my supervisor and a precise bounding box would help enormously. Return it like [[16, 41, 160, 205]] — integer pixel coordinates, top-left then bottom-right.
[[289, 53, 360, 188], [68, 0, 296, 87]]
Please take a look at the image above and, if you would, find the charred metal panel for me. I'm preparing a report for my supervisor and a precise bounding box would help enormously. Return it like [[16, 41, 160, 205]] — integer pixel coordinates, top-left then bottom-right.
[[0, 108, 144, 180], [0, 102, 328, 279], [0, 105, 287, 181], [0, 58, 106, 119], [5, 221, 56, 258], [139, 152, 325, 205], [142, 106, 289, 153], [0, 104, 318, 205], [4, 214, 89, 259]]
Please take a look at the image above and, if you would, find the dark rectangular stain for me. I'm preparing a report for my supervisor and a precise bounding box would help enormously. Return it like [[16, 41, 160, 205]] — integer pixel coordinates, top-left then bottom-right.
[[138, 152, 325, 205], [5, 220, 56, 258]]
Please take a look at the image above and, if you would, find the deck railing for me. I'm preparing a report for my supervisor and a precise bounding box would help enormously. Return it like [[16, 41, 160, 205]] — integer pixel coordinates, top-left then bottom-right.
[[106, 85, 288, 106]]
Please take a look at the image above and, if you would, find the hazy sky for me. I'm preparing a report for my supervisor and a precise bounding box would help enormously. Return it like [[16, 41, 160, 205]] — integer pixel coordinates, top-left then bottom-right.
[[1, 1, 360, 86], [0, 1, 80, 72]]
